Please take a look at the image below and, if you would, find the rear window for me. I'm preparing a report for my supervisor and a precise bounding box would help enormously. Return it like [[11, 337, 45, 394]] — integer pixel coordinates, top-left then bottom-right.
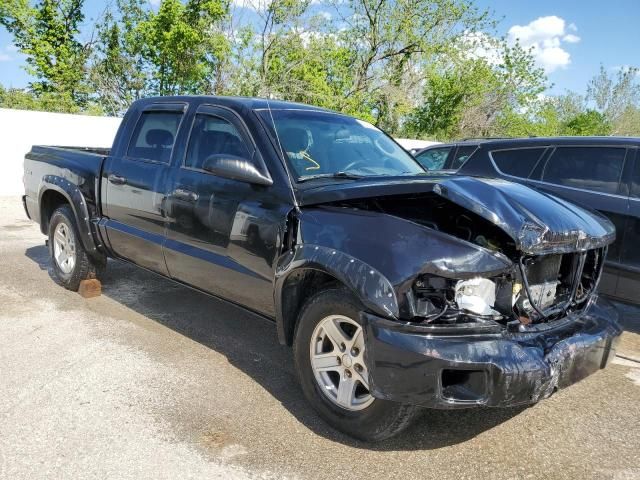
[[415, 146, 452, 170], [491, 148, 546, 178], [543, 147, 626, 195], [127, 111, 183, 163]]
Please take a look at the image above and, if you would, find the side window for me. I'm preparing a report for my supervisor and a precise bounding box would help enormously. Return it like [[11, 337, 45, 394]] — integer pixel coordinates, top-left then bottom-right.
[[543, 147, 626, 195], [415, 147, 452, 170], [491, 148, 545, 178], [185, 114, 252, 170], [632, 153, 640, 198], [127, 111, 183, 163], [451, 145, 477, 169]]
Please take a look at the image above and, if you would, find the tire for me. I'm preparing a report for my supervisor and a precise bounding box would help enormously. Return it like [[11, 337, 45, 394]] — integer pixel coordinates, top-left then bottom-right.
[[293, 287, 418, 442], [48, 205, 103, 291]]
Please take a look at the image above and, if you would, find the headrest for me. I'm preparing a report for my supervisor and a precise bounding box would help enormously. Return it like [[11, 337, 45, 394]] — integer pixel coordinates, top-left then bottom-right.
[[280, 127, 309, 152], [334, 128, 351, 141], [146, 129, 174, 147]]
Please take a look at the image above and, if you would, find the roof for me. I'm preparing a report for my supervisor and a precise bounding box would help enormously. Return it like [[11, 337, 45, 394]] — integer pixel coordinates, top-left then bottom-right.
[[136, 95, 334, 112], [418, 136, 640, 152]]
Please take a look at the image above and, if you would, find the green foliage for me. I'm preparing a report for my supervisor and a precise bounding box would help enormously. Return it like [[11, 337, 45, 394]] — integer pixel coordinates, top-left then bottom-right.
[[0, 84, 104, 114], [0, 0, 89, 108], [407, 38, 547, 140], [564, 110, 611, 136], [0, 0, 638, 139]]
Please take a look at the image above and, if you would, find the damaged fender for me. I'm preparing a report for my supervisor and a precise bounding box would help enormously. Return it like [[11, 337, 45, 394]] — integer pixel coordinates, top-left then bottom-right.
[[274, 206, 514, 343]]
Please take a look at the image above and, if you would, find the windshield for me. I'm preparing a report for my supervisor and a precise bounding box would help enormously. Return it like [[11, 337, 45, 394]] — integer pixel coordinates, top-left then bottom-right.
[[256, 109, 425, 180]]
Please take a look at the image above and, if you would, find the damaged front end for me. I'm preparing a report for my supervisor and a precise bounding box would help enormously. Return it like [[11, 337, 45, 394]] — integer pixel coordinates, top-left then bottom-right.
[[283, 174, 621, 408]]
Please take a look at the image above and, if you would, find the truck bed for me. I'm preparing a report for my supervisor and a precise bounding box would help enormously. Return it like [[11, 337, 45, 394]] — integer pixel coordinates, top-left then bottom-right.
[[23, 145, 109, 230]]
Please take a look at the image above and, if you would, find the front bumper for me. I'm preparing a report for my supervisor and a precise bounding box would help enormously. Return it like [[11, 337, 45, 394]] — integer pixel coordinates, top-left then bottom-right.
[[363, 297, 622, 408]]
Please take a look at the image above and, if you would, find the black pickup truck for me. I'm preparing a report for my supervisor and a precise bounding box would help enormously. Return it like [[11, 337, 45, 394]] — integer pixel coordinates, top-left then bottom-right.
[[23, 96, 622, 441]]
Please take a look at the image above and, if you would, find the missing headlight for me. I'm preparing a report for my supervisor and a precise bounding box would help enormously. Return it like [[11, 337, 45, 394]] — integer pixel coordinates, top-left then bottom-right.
[[454, 278, 501, 317]]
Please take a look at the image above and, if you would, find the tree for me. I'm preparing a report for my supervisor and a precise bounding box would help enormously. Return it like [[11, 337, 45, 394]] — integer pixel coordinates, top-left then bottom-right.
[[407, 38, 547, 140], [1, 0, 89, 109], [327, 0, 493, 132], [587, 65, 640, 129], [88, 1, 148, 115], [563, 110, 611, 136], [134, 0, 228, 95], [89, 0, 229, 113]]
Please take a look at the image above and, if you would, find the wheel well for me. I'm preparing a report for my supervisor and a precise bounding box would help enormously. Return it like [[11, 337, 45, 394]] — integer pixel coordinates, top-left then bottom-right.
[[40, 190, 70, 234], [280, 269, 343, 346]]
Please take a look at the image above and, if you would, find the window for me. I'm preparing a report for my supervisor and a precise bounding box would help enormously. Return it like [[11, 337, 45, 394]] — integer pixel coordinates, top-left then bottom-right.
[[491, 148, 545, 178], [632, 154, 640, 198], [415, 147, 452, 170], [451, 145, 477, 169], [543, 147, 626, 195], [127, 111, 183, 163], [185, 114, 252, 170], [256, 109, 424, 179]]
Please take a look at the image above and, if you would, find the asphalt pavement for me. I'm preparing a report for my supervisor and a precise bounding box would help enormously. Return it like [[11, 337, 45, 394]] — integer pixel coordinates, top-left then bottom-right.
[[1, 196, 639, 480]]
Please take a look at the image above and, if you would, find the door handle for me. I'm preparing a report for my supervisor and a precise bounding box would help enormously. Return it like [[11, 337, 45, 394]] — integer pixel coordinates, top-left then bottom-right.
[[108, 174, 127, 185], [172, 188, 199, 202]]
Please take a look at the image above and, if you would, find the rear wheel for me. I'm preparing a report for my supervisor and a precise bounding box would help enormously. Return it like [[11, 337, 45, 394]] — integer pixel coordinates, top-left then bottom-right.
[[293, 287, 418, 441], [48, 205, 103, 291]]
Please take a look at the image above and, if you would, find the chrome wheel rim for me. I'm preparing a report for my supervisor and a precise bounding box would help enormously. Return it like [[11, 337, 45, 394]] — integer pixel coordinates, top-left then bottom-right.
[[310, 315, 374, 411], [53, 222, 76, 274]]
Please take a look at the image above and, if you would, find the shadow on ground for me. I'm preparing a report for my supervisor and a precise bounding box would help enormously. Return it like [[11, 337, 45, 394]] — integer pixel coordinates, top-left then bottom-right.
[[29, 244, 636, 450]]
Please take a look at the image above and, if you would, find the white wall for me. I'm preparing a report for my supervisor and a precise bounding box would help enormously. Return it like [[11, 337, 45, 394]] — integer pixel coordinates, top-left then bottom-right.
[[0, 108, 122, 196], [394, 138, 441, 152]]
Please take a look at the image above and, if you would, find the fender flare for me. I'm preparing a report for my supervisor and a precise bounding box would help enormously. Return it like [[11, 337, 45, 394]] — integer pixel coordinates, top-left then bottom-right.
[[274, 244, 399, 345], [38, 175, 100, 255]]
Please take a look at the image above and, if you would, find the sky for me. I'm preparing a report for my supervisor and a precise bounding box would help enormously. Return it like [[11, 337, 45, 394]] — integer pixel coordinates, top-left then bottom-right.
[[0, 0, 638, 96]]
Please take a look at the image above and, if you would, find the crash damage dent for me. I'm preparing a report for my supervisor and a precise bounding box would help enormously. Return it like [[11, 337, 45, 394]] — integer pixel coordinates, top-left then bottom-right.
[[359, 297, 621, 407], [274, 206, 513, 326], [433, 176, 616, 254]]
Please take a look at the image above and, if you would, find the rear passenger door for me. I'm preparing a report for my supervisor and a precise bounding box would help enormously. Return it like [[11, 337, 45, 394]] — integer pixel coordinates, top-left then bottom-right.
[[619, 148, 640, 301], [102, 102, 186, 274], [534, 146, 629, 297], [448, 145, 478, 170]]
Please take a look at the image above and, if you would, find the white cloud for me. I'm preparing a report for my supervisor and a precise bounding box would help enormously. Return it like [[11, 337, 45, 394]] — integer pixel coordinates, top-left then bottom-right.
[[507, 16, 580, 73], [563, 33, 580, 44], [460, 31, 502, 66], [0, 53, 10, 62]]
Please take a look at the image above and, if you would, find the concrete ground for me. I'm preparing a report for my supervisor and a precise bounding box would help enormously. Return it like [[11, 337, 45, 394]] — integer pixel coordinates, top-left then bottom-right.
[[1, 196, 639, 480]]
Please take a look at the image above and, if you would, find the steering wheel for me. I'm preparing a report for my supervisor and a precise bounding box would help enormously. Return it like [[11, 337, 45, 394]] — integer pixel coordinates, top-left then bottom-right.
[[342, 160, 369, 172]]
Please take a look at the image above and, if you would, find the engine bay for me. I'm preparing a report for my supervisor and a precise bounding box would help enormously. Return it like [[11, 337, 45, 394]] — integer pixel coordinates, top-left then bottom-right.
[[331, 192, 605, 326]]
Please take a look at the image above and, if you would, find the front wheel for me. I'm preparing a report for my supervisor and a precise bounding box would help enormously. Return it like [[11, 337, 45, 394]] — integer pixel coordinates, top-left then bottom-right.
[[293, 287, 418, 441], [48, 205, 103, 291]]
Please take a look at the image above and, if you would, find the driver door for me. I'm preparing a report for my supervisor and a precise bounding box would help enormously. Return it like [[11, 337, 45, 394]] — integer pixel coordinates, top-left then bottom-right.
[[163, 105, 280, 315]]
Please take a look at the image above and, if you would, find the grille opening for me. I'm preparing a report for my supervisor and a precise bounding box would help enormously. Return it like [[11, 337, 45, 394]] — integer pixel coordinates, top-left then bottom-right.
[[441, 369, 488, 402], [516, 247, 605, 324]]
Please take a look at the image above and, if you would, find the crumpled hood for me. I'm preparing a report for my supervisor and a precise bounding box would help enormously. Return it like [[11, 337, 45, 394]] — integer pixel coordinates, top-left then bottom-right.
[[434, 176, 615, 254], [297, 175, 616, 255]]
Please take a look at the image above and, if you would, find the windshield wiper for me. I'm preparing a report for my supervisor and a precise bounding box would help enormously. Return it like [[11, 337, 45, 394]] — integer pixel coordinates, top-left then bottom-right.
[[297, 171, 364, 183]]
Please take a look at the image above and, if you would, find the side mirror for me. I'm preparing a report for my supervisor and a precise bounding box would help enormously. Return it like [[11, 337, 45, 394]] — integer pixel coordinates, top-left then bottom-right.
[[202, 154, 273, 186]]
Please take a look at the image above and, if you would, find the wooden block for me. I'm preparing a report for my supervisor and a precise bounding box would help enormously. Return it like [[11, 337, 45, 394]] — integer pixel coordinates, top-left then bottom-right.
[[78, 279, 101, 298]]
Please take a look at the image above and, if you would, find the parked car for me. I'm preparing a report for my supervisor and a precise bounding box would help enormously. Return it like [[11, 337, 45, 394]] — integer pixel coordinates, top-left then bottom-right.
[[419, 137, 639, 305], [413, 140, 481, 171], [23, 97, 621, 441]]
